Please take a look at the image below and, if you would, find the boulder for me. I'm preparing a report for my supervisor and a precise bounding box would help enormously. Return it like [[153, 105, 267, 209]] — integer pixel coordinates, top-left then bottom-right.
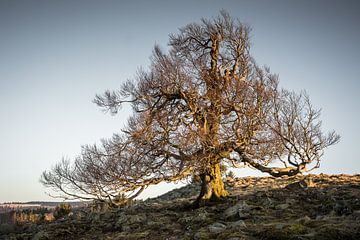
[[208, 222, 227, 233], [223, 201, 250, 220], [228, 220, 246, 229]]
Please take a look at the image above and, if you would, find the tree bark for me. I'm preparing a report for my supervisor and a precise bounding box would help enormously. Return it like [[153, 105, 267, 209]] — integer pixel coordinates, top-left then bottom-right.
[[195, 162, 228, 207]]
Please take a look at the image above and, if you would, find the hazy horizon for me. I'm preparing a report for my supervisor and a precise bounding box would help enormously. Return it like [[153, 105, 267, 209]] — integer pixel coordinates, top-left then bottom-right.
[[1, 0, 359, 203]]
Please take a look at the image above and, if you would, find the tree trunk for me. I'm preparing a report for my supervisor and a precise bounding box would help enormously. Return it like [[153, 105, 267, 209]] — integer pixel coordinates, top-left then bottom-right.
[[195, 162, 228, 207]]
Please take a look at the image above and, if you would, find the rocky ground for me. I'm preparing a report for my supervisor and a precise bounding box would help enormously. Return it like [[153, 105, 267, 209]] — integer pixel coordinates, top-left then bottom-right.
[[1, 174, 360, 240]]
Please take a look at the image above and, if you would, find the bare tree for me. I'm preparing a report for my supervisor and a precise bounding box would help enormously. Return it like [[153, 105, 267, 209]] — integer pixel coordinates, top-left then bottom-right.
[[41, 11, 339, 206]]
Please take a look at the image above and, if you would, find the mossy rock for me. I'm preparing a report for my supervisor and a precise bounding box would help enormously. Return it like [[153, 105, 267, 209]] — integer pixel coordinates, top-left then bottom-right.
[[194, 228, 212, 240]]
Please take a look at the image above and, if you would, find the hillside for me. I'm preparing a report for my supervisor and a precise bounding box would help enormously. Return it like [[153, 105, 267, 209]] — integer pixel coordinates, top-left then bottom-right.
[[1, 174, 360, 240]]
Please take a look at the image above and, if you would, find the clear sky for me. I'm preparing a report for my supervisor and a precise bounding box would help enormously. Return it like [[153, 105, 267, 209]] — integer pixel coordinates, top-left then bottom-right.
[[0, 0, 359, 203]]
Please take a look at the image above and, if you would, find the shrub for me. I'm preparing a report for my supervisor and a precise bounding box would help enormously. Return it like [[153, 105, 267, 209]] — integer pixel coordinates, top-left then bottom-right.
[[53, 203, 72, 220]]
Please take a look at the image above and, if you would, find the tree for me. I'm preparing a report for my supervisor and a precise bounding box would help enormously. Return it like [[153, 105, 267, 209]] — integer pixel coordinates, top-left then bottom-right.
[[41, 11, 339, 206]]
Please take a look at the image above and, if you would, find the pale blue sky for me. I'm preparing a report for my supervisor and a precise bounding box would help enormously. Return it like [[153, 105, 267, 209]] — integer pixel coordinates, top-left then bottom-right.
[[0, 0, 359, 202]]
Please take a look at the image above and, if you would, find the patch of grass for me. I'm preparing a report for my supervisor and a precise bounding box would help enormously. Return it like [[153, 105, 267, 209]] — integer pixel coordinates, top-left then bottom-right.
[[255, 223, 307, 240], [286, 223, 307, 235], [315, 225, 360, 240]]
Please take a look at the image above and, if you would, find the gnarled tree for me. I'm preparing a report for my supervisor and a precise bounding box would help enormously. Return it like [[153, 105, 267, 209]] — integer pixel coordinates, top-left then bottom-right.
[[41, 11, 339, 206]]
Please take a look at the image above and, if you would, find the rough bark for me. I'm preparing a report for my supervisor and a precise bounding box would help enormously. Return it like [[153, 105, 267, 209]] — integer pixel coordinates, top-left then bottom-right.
[[195, 162, 228, 206]]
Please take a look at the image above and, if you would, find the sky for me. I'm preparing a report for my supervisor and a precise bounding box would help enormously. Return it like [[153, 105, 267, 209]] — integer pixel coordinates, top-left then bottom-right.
[[0, 0, 359, 203]]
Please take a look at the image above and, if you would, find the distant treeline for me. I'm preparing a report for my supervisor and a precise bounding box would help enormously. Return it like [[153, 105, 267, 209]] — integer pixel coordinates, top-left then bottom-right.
[[0, 208, 53, 225]]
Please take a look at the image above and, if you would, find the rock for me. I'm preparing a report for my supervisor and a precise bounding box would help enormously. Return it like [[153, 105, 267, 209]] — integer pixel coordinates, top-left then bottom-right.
[[115, 213, 146, 230], [128, 214, 146, 224], [275, 223, 286, 230], [223, 201, 250, 220], [276, 203, 289, 210], [32, 230, 49, 240], [87, 212, 101, 222], [334, 200, 352, 215], [115, 214, 127, 227], [229, 220, 246, 229], [121, 213, 146, 225], [295, 216, 311, 225], [208, 222, 227, 233], [353, 210, 360, 219], [178, 216, 192, 224], [192, 210, 209, 222], [103, 222, 114, 232], [100, 211, 114, 221], [285, 198, 297, 205], [238, 211, 251, 220], [224, 206, 239, 219], [194, 229, 210, 240], [146, 220, 162, 228], [321, 212, 338, 221], [121, 224, 131, 232]]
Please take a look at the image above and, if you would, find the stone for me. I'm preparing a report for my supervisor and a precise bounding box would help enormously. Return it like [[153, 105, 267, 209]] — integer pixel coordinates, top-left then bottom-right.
[[333, 200, 352, 215], [192, 209, 209, 222], [32, 230, 49, 240], [116, 214, 127, 227], [178, 215, 192, 225], [208, 222, 227, 233], [238, 211, 251, 220], [194, 229, 210, 240], [276, 203, 289, 210], [223, 201, 250, 220], [229, 220, 246, 229], [285, 198, 297, 205], [224, 205, 239, 219], [295, 216, 311, 225], [118, 213, 145, 225], [275, 223, 286, 230], [353, 210, 360, 219], [100, 211, 114, 221], [121, 224, 131, 232], [87, 212, 101, 222], [115, 213, 146, 231], [128, 214, 146, 224]]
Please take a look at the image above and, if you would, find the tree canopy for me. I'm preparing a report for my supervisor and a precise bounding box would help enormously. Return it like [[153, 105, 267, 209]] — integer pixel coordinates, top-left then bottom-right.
[[41, 11, 339, 206]]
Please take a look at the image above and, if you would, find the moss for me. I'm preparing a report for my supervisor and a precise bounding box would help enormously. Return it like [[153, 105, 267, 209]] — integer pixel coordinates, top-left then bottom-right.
[[218, 231, 246, 239], [286, 224, 306, 235], [315, 225, 360, 240], [0, 223, 16, 234], [126, 231, 150, 240], [256, 223, 307, 240]]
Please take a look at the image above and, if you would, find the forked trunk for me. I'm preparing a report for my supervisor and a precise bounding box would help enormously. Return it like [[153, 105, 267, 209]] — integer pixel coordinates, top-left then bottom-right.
[[195, 162, 228, 207]]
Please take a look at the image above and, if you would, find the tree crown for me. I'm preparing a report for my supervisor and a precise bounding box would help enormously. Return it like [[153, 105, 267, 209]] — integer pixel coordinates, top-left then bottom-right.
[[41, 11, 339, 205]]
